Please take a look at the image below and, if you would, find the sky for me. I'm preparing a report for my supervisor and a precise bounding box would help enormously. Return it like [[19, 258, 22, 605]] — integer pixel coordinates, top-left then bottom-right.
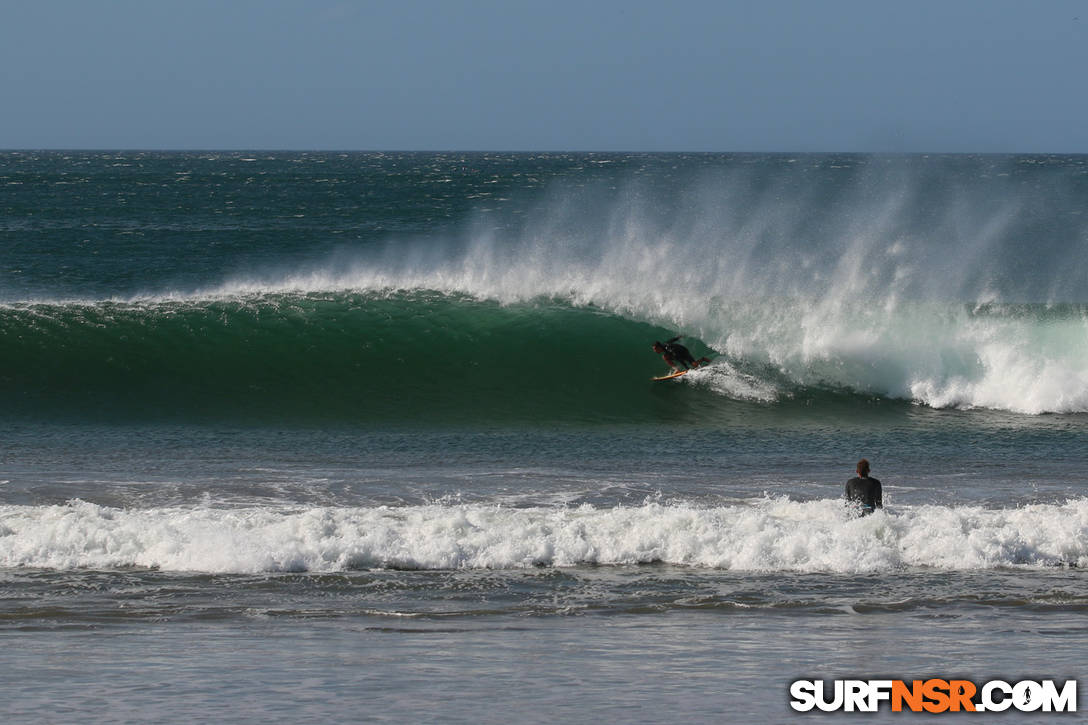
[[2, 0, 1086, 152]]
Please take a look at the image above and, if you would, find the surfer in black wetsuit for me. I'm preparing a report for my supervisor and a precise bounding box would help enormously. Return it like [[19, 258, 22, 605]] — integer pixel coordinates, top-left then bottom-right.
[[845, 458, 883, 516], [652, 336, 711, 372]]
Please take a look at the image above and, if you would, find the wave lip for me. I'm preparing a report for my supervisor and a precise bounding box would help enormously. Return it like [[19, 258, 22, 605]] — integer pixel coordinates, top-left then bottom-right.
[[2, 498, 1085, 574]]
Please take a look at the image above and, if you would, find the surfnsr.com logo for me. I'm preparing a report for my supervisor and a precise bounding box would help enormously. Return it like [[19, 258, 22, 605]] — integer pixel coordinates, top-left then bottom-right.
[[790, 679, 1077, 713]]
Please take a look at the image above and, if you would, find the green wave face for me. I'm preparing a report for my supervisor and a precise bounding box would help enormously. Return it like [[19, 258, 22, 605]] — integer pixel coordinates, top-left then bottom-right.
[[0, 292, 706, 425], [6, 290, 1088, 425]]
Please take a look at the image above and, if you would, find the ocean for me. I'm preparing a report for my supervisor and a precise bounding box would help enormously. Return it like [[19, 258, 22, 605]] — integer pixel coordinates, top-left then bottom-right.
[[1, 151, 1086, 722]]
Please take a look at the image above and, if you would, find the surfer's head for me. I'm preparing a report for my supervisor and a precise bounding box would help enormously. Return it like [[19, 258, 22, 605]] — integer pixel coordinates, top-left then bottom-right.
[[652, 341, 665, 352], [857, 459, 870, 477]]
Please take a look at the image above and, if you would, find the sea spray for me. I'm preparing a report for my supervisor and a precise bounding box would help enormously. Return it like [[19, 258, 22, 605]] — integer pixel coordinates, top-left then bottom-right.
[[194, 155, 1088, 414], [5, 153, 1088, 416]]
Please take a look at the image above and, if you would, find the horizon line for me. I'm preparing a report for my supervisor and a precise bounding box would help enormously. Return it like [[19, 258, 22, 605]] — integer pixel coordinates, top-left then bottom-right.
[[3, 147, 1087, 156]]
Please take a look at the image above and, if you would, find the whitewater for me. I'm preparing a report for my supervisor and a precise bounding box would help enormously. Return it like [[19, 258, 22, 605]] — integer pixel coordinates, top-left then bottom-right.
[[3, 497, 1087, 573]]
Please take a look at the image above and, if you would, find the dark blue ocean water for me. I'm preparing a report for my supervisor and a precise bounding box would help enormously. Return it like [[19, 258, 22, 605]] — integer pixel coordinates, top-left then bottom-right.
[[1, 152, 1086, 722]]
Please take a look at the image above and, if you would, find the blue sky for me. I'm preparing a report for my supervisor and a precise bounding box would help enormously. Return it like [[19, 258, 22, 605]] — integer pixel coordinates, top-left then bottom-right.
[[2, 0, 1086, 151]]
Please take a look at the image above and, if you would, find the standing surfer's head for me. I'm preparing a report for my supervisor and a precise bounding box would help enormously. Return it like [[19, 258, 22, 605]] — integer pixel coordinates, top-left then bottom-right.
[[857, 459, 870, 477]]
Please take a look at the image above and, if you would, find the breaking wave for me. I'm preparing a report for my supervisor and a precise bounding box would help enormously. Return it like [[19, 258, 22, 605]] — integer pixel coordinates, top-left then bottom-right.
[[2, 497, 1085, 573]]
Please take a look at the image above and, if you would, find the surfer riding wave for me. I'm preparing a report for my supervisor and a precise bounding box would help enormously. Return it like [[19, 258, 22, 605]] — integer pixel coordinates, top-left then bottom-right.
[[652, 336, 711, 372]]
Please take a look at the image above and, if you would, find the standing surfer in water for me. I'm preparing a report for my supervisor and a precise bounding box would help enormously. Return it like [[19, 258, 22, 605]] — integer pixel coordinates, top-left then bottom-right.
[[652, 336, 711, 372], [845, 458, 883, 516]]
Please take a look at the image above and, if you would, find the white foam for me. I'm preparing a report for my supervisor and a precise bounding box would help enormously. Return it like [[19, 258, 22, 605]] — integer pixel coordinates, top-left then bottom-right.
[[681, 362, 781, 403], [1, 498, 1085, 574]]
